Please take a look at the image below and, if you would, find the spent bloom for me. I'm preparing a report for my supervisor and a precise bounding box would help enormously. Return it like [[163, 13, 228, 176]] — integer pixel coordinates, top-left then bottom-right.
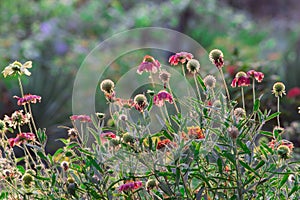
[[159, 69, 171, 84], [186, 59, 200, 74], [231, 71, 250, 88], [209, 49, 224, 68], [153, 90, 173, 107], [203, 75, 216, 89], [168, 52, 193, 66], [115, 98, 134, 109], [233, 107, 246, 120], [272, 82, 286, 97], [187, 126, 205, 139], [2, 61, 32, 78], [118, 181, 143, 192], [156, 139, 175, 150], [70, 115, 91, 122], [133, 94, 148, 112], [8, 132, 35, 147], [100, 79, 115, 94], [247, 70, 264, 82], [4, 110, 31, 129], [227, 126, 239, 139], [137, 55, 160, 74], [13, 94, 41, 106], [61, 161, 69, 171]]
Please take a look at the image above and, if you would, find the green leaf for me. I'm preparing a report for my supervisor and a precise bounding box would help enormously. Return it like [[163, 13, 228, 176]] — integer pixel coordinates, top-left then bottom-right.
[[197, 75, 207, 92], [239, 160, 259, 177], [265, 112, 281, 122], [147, 97, 153, 112], [254, 160, 265, 170], [37, 128, 47, 145], [37, 151, 47, 160], [222, 151, 235, 165], [217, 158, 223, 174], [162, 130, 173, 141], [288, 184, 298, 197], [16, 165, 25, 174], [278, 174, 289, 189], [260, 131, 273, 137], [253, 99, 260, 111], [236, 139, 251, 154]]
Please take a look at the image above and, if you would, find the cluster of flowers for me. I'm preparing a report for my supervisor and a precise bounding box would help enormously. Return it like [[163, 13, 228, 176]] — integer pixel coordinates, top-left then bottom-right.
[[118, 181, 143, 192]]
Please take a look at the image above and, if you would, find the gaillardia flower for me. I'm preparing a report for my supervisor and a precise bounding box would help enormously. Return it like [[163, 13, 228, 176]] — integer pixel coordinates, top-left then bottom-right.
[[100, 79, 115, 94], [133, 94, 148, 112], [2, 61, 32, 78], [8, 132, 35, 147], [168, 52, 193, 66], [187, 126, 205, 139], [231, 71, 250, 88], [203, 75, 216, 89], [70, 114, 91, 122], [186, 59, 200, 74], [13, 94, 41, 106], [4, 110, 31, 129], [272, 82, 286, 97], [137, 55, 160, 74], [247, 70, 264, 82], [153, 90, 173, 107], [209, 49, 224, 68]]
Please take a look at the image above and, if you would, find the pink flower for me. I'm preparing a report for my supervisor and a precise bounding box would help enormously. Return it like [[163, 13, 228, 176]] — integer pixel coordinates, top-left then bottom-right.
[[70, 115, 91, 122], [118, 181, 143, 192], [153, 90, 173, 107], [4, 110, 31, 129], [231, 72, 250, 88], [100, 132, 116, 143], [13, 94, 42, 106], [168, 52, 193, 66], [137, 55, 160, 74], [8, 132, 35, 147], [287, 87, 300, 99], [247, 70, 264, 82]]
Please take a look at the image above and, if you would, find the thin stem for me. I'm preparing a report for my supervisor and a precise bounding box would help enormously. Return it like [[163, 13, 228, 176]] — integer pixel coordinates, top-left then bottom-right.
[[241, 87, 245, 111], [233, 140, 243, 200], [277, 97, 280, 127], [28, 104, 37, 134], [164, 105, 171, 125], [167, 82, 179, 114], [18, 76, 25, 97], [149, 72, 155, 88], [193, 73, 202, 102], [252, 79, 255, 105], [219, 69, 231, 103], [181, 64, 186, 78]]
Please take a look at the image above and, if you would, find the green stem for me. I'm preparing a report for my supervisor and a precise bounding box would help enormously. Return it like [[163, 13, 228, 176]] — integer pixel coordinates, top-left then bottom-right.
[[194, 73, 202, 102], [241, 87, 245, 111], [181, 64, 186, 78], [252, 79, 255, 105], [219, 69, 231, 103], [277, 97, 280, 127], [167, 82, 179, 114], [233, 140, 243, 200], [28, 104, 37, 134]]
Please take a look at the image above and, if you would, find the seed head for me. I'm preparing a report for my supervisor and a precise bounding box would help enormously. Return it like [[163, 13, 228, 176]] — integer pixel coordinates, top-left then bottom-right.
[[100, 79, 115, 94], [272, 82, 286, 97], [186, 59, 200, 74], [203, 75, 216, 89], [209, 49, 224, 68], [227, 126, 239, 139], [22, 173, 34, 185]]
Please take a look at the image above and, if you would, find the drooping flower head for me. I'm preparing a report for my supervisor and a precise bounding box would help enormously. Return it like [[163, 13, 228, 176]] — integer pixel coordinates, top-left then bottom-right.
[[231, 71, 250, 88], [100, 79, 115, 94], [203, 75, 216, 89], [209, 49, 224, 68], [186, 59, 200, 74], [118, 181, 143, 192], [247, 70, 264, 82], [168, 52, 193, 66], [146, 179, 157, 190], [8, 132, 35, 147], [272, 82, 286, 97], [137, 55, 160, 74], [70, 114, 91, 123], [13, 94, 41, 106], [153, 90, 173, 107], [159, 69, 171, 84], [4, 110, 31, 129], [227, 126, 239, 139], [133, 94, 148, 112], [2, 61, 32, 78], [187, 126, 205, 139]]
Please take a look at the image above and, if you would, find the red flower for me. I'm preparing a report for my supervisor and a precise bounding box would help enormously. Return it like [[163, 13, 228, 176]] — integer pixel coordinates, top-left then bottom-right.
[[115, 98, 134, 109], [187, 126, 205, 139], [247, 70, 264, 82], [168, 52, 193, 66], [153, 90, 173, 107], [287, 87, 300, 98], [70, 115, 91, 122], [231, 72, 250, 88], [137, 55, 160, 74], [118, 181, 143, 192], [157, 139, 172, 149], [8, 132, 35, 147], [13, 94, 41, 106]]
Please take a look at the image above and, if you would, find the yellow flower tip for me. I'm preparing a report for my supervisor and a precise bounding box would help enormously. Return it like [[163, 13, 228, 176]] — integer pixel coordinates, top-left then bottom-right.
[[272, 82, 286, 97]]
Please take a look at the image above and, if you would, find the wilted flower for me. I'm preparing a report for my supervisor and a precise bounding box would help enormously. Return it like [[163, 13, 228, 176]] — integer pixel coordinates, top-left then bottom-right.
[[146, 179, 157, 190], [247, 70, 264, 82], [68, 128, 78, 139], [133, 94, 148, 112], [209, 49, 224, 68], [203, 75, 216, 89], [186, 59, 200, 74], [115, 98, 134, 109], [231, 72, 250, 88], [268, 139, 294, 159], [100, 79, 115, 94], [153, 90, 173, 107], [122, 132, 135, 143], [277, 145, 292, 159], [168, 52, 193, 66], [272, 82, 286, 97], [13, 94, 41, 106], [2, 61, 32, 78], [61, 161, 69, 171], [187, 126, 205, 139], [4, 110, 31, 129], [137, 55, 160, 74], [100, 132, 117, 144], [234, 107, 246, 119], [8, 132, 35, 147], [159, 69, 171, 83], [70, 114, 91, 122], [227, 126, 239, 139], [157, 139, 175, 149], [118, 181, 143, 192]]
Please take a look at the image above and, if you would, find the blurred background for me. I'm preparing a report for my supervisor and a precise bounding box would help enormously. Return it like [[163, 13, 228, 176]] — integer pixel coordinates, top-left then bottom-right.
[[0, 0, 299, 153]]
